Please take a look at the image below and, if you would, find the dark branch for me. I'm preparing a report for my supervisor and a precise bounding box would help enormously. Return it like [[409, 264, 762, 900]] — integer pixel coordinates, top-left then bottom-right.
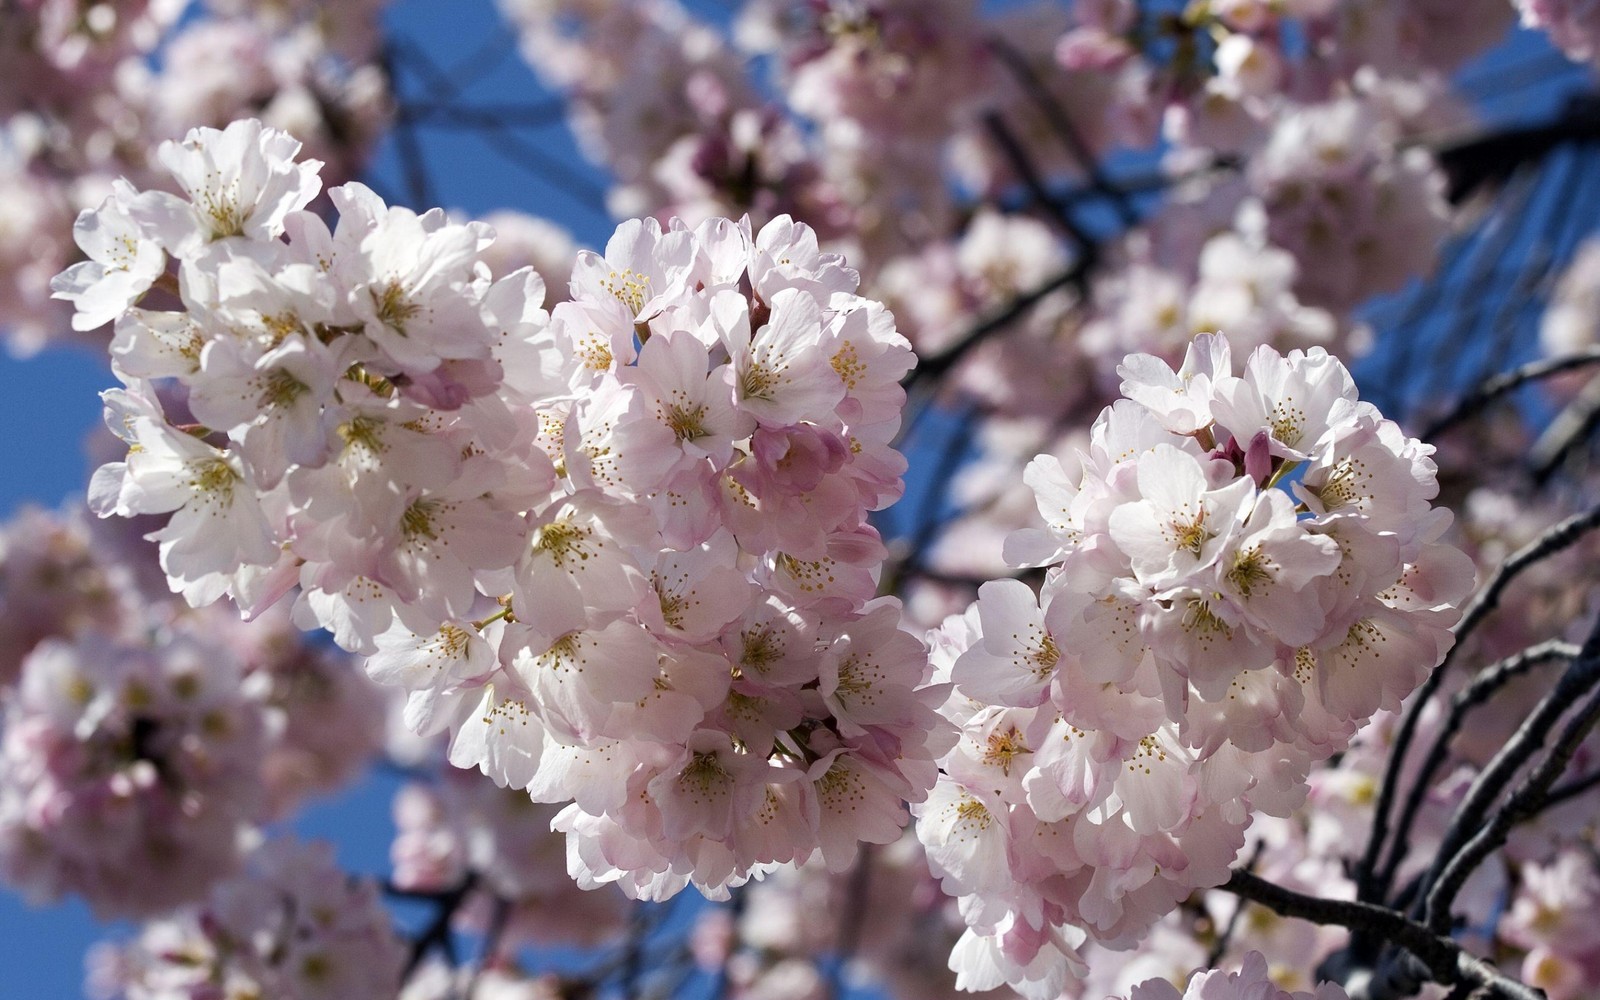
[[988, 37, 1140, 228], [1421, 616, 1600, 932], [389, 872, 479, 981], [982, 112, 1098, 253], [905, 265, 1084, 388], [1530, 370, 1600, 483], [1424, 348, 1600, 439], [1374, 639, 1580, 899], [1223, 871, 1542, 1000], [1358, 502, 1600, 904]]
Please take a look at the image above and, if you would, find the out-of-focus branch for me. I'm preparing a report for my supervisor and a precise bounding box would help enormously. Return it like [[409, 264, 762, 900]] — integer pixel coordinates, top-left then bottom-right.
[[1425, 347, 1600, 439], [388, 34, 610, 216], [1357, 502, 1600, 905], [905, 265, 1085, 389], [1374, 639, 1580, 900], [709, 887, 747, 1000], [1415, 612, 1600, 932], [1206, 842, 1264, 966], [382, 43, 438, 209], [829, 846, 875, 1000], [1434, 93, 1600, 204], [462, 893, 514, 996], [983, 112, 1099, 255], [1530, 369, 1600, 482], [387, 872, 480, 980], [988, 36, 1140, 228], [403, 100, 569, 128]]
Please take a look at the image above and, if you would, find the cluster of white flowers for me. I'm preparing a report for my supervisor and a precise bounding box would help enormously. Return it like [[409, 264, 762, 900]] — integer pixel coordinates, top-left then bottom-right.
[[65, 118, 948, 902], [89, 839, 405, 1000], [1121, 951, 1349, 1000], [0, 630, 268, 917], [916, 333, 1472, 997], [0, 504, 388, 917]]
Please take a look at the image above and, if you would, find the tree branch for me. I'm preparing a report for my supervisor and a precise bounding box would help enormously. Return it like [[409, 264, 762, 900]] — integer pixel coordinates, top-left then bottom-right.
[[388, 872, 480, 981], [1373, 639, 1580, 900], [1424, 348, 1600, 439], [1223, 871, 1542, 1000], [1358, 502, 1600, 904], [904, 265, 1085, 388], [987, 37, 1140, 228], [982, 112, 1098, 254], [1421, 619, 1600, 932]]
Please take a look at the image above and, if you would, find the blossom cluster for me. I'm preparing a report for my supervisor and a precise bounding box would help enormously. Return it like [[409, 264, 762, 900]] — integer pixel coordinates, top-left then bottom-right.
[[0, 627, 269, 917], [0, 504, 387, 916], [88, 839, 406, 1000], [1120, 951, 1348, 1000], [70, 118, 949, 902], [914, 333, 1472, 997], [0, 0, 390, 353]]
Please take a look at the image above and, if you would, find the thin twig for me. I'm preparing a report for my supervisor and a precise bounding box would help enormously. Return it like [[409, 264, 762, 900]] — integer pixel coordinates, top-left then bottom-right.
[[1373, 639, 1580, 899], [404, 101, 569, 128], [462, 893, 514, 998], [829, 846, 875, 1000], [1530, 370, 1600, 483], [988, 37, 1140, 228], [382, 44, 438, 209], [1541, 766, 1600, 809], [1420, 616, 1600, 932], [391, 872, 480, 981], [622, 900, 652, 999], [905, 265, 1085, 388], [709, 887, 748, 1000], [982, 112, 1097, 252], [1357, 502, 1600, 904], [1425, 348, 1600, 439], [1207, 842, 1265, 965]]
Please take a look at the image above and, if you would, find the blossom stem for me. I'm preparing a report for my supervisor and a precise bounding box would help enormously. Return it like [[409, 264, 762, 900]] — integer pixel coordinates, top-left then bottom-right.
[[473, 607, 512, 630], [1263, 459, 1299, 490]]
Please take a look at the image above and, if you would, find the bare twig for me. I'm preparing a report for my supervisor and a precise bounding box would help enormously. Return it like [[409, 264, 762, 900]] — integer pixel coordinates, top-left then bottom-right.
[[1425, 348, 1600, 439], [829, 847, 875, 1000], [982, 112, 1097, 253], [1530, 370, 1600, 482], [1222, 870, 1540, 1000], [388, 872, 480, 981], [1420, 616, 1600, 932], [462, 893, 514, 997], [404, 100, 569, 128], [1358, 502, 1600, 905], [1541, 766, 1600, 809], [905, 265, 1085, 388], [987, 37, 1140, 228], [1207, 842, 1265, 966], [1373, 639, 1580, 900]]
